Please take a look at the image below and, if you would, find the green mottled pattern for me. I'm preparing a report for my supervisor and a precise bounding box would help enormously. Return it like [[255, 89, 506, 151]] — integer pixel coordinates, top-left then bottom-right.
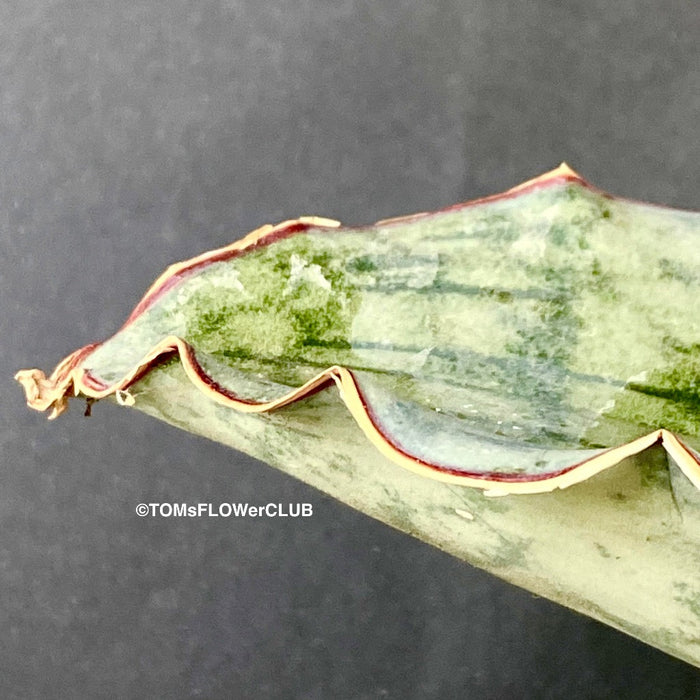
[[83, 182, 700, 472]]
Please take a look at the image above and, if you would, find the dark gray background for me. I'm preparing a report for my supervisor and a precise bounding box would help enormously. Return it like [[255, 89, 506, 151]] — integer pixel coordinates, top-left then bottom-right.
[[3, 1, 700, 697]]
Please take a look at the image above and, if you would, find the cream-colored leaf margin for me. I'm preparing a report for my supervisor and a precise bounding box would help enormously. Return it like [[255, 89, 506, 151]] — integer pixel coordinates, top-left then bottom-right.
[[15, 164, 700, 494]]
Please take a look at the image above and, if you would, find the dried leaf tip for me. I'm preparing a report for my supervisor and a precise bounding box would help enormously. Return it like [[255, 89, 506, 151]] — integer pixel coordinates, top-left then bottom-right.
[[14, 368, 69, 419]]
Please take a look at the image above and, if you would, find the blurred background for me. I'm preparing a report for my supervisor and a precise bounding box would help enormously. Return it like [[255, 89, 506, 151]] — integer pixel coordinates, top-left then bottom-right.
[[2, 1, 699, 697]]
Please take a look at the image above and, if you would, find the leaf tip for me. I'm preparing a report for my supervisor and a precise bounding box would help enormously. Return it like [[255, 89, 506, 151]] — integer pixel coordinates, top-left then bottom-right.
[[15, 360, 80, 420]]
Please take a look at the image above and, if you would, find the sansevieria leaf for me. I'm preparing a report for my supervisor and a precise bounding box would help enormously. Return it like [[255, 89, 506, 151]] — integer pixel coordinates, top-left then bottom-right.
[[16, 164, 700, 665]]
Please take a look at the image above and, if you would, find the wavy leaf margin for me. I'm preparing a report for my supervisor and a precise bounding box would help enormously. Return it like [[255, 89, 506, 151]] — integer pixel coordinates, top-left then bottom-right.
[[15, 164, 700, 494]]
